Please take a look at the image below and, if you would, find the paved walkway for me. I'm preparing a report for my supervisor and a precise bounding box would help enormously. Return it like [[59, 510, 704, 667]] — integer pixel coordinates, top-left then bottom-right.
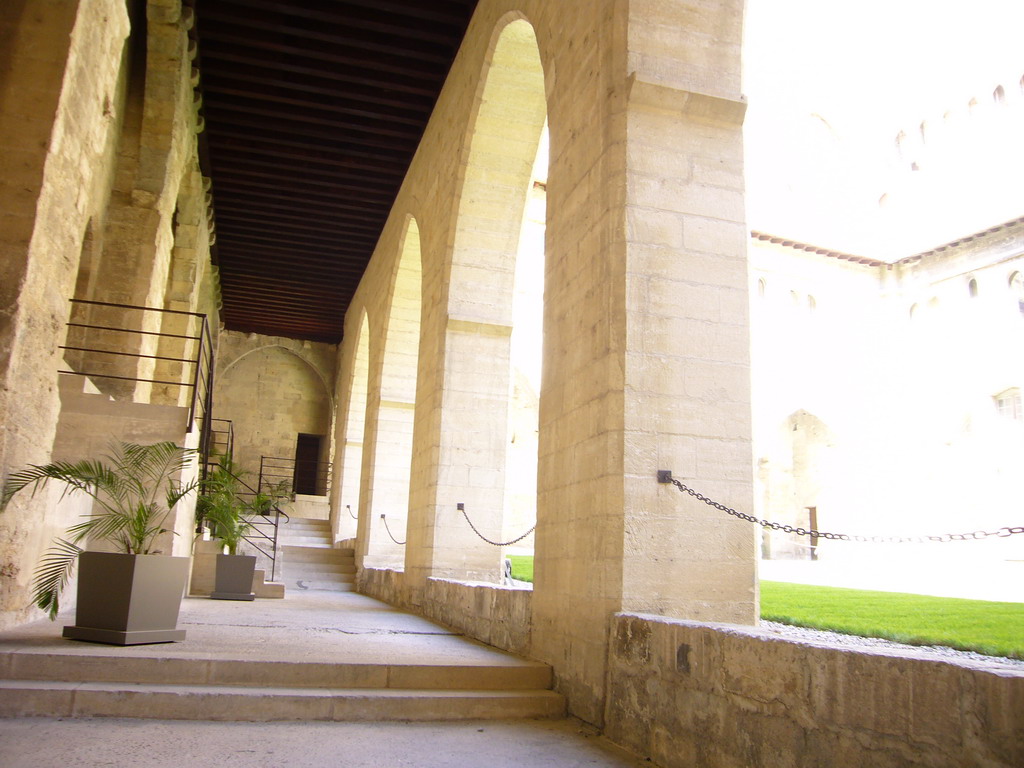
[[0, 591, 645, 767]]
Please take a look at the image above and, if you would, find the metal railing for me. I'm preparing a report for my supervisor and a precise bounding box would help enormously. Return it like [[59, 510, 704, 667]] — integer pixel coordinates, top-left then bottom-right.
[[259, 455, 331, 497], [198, 463, 290, 582], [60, 299, 215, 467], [205, 421, 234, 468]]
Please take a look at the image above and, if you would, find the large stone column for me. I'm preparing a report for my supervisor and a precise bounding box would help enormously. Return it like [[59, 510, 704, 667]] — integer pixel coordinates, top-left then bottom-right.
[[0, 0, 131, 630], [530, 0, 755, 726]]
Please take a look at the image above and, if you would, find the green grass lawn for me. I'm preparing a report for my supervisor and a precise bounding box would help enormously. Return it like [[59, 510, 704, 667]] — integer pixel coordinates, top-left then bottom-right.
[[508, 555, 534, 583], [503, 556, 1021, 659], [761, 580, 1024, 659]]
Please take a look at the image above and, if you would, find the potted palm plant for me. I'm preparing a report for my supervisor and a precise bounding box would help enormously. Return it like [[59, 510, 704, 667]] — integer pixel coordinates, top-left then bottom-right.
[[0, 441, 197, 645], [197, 457, 258, 600]]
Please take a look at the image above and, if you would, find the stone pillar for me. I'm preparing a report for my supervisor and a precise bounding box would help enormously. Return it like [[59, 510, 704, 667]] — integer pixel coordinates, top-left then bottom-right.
[[0, 0, 131, 630], [530, 0, 755, 726]]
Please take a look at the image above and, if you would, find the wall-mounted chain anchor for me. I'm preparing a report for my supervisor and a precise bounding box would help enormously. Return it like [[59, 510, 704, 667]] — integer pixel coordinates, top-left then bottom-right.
[[379, 513, 406, 545], [657, 470, 673, 483]]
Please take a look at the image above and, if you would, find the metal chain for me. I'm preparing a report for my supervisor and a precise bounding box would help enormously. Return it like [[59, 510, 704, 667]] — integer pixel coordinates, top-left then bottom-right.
[[661, 473, 1024, 543], [346, 504, 358, 520], [459, 503, 536, 547], [380, 514, 406, 545]]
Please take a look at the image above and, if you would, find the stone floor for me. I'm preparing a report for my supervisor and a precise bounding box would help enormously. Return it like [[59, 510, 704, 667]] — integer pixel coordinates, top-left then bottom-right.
[[0, 590, 645, 767], [0, 717, 646, 767]]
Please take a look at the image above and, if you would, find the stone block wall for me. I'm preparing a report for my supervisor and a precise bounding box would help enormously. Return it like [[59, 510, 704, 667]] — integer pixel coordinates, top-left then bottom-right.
[[421, 578, 532, 658], [605, 612, 1024, 768], [213, 331, 337, 488], [358, 567, 533, 658]]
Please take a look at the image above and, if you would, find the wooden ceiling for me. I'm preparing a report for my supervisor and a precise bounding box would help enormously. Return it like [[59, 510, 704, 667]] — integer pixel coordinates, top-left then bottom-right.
[[193, 0, 479, 343]]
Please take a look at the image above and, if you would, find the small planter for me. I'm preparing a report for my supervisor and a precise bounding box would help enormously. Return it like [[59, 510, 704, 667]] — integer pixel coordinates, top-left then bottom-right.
[[211, 553, 257, 601], [63, 551, 190, 645]]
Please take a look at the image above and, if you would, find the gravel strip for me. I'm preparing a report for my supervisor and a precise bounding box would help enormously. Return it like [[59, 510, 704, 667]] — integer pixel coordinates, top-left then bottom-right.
[[760, 621, 1024, 670]]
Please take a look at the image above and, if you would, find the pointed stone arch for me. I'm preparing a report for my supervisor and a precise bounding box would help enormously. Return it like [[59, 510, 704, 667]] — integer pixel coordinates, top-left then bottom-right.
[[215, 343, 333, 482], [758, 410, 835, 560], [359, 216, 422, 569], [406, 16, 547, 587], [331, 310, 370, 544]]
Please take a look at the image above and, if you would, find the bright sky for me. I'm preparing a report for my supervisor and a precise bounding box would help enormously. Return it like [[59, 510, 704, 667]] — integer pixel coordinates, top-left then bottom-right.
[[743, 0, 1024, 256]]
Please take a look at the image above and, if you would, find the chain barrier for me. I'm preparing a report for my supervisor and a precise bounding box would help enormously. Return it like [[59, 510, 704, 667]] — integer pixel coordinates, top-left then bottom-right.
[[458, 503, 536, 547], [346, 504, 358, 520], [658, 471, 1024, 543], [380, 514, 406, 545]]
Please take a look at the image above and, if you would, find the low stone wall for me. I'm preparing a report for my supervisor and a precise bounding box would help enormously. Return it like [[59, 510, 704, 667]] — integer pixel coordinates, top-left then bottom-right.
[[421, 578, 532, 657], [605, 612, 1024, 768], [358, 568, 533, 657], [357, 566, 407, 607]]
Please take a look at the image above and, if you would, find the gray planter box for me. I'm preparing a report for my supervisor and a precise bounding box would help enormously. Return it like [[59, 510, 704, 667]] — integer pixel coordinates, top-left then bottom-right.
[[63, 551, 190, 645], [211, 553, 257, 601]]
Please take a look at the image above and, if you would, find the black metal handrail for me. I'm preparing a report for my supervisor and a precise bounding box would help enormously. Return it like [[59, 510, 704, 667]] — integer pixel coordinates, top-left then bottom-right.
[[61, 298, 216, 471], [205, 418, 234, 467], [259, 455, 332, 497], [199, 463, 290, 582]]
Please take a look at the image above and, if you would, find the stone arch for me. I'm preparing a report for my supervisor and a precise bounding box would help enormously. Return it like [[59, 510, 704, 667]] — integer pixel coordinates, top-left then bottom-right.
[[408, 16, 547, 585], [758, 410, 835, 560], [152, 169, 210, 409], [73, 6, 195, 402], [214, 344, 334, 483], [220, 343, 333, 406], [359, 216, 421, 569], [331, 310, 370, 544]]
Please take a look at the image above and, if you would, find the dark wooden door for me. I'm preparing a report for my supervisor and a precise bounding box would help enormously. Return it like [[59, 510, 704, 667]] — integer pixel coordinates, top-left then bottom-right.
[[293, 433, 322, 495]]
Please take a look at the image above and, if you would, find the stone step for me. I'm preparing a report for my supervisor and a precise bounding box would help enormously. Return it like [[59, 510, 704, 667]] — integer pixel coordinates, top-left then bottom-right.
[[278, 536, 333, 547], [0, 679, 565, 722], [1, 652, 554, 690], [281, 519, 331, 531], [286, 571, 356, 586], [289, 580, 356, 592], [284, 548, 355, 567]]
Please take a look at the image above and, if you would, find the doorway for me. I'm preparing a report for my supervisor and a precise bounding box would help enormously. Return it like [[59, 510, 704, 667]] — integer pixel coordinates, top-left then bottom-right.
[[293, 433, 323, 495]]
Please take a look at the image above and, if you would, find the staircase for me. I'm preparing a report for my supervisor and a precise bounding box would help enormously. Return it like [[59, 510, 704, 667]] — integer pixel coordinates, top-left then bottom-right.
[[0, 591, 565, 722], [278, 517, 356, 592]]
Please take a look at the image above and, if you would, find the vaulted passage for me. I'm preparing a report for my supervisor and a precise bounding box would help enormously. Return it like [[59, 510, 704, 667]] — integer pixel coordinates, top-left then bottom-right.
[[3, 3, 1014, 767]]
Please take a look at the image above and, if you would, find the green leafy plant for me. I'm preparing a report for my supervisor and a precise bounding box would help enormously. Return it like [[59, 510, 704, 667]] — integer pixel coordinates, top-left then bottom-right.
[[196, 459, 289, 556], [196, 456, 252, 556], [0, 441, 197, 619]]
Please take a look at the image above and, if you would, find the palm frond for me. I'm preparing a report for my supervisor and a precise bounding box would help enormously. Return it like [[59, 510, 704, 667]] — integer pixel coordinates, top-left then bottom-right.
[[4, 441, 197, 619], [32, 538, 83, 619], [1, 459, 119, 511]]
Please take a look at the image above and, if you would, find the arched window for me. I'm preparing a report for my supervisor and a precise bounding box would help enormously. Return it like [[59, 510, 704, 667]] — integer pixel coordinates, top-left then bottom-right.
[[1010, 271, 1024, 315], [968, 278, 979, 298], [807, 295, 816, 311], [994, 85, 1006, 104], [994, 388, 1022, 421], [757, 277, 767, 298]]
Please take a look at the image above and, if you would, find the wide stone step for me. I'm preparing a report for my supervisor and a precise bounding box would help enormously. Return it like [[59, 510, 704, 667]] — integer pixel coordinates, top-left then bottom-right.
[[1, 652, 553, 690], [285, 549, 355, 567], [0, 679, 565, 722], [278, 536, 333, 547], [286, 564, 355, 577], [289, 580, 356, 592], [278, 524, 329, 536]]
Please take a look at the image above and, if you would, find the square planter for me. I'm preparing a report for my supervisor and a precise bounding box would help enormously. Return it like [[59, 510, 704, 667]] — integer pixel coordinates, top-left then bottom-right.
[[211, 553, 257, 601], [63, 551, 190, 645]]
